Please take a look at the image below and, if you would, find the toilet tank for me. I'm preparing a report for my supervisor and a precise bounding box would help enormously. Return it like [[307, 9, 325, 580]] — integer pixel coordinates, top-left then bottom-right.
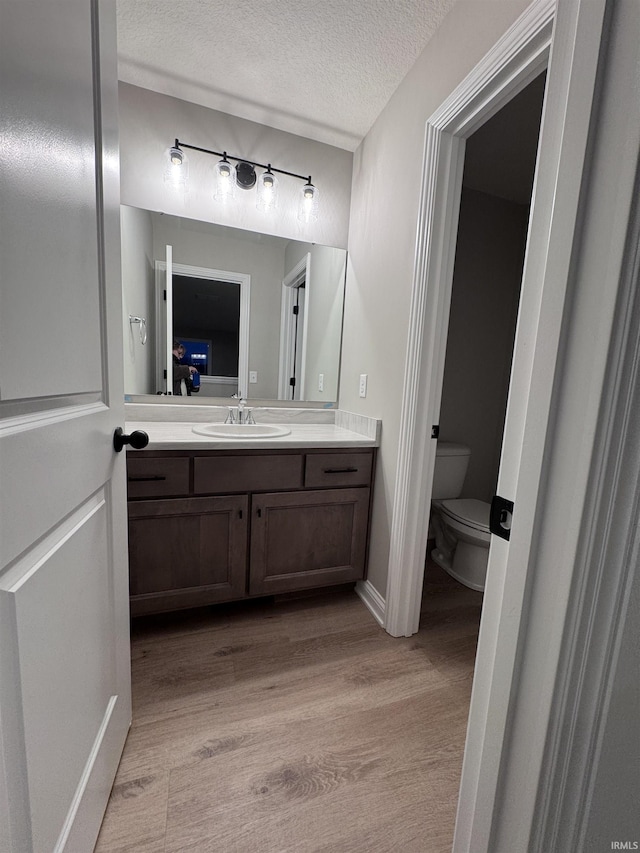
[[432, 441, 471, 499]]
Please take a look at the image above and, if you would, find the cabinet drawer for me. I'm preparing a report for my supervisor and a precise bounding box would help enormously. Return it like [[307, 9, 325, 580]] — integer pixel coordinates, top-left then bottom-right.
[[304, 451, 373, 488], [127, 457, 190, 498], [194, 454, 303, 494]]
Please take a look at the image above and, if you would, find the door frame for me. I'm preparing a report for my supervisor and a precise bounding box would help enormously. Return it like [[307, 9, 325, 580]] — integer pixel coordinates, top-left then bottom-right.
[[154, 259, 250, 396], [278, 253, 310, 400], [385, 0, 616, 849], [385, 0, 554, 637]]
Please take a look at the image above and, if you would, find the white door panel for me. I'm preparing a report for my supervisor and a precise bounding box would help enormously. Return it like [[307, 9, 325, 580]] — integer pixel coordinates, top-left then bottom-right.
[[0, 405, 118, 567], [0, 1, 103, 400], [0, 2, 130, 851], [2, 495, 113, 852]]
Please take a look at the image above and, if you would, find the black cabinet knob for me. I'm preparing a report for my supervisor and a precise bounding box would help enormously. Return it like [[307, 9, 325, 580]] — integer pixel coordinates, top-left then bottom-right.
[[113, 427, 149, 453]]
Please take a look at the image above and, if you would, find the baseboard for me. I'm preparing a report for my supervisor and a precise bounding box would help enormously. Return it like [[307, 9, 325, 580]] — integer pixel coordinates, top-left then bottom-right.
[[355, 579, 385, 627]]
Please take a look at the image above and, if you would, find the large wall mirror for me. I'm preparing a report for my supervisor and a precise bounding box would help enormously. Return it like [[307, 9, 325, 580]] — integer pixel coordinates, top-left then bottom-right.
[[121, 205, 347, 404]]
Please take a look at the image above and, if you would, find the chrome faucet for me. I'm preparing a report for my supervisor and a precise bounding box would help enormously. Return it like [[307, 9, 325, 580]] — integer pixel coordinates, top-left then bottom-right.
[[226, 395, 256, 424]]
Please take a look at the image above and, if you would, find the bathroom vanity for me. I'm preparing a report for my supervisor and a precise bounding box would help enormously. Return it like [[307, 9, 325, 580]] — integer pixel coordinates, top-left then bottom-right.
[[124, 409, 379, 616]]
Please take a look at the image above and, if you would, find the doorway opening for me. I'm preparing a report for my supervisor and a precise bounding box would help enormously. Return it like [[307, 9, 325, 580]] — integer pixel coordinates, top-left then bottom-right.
[[173, 274, 241, 397], [424, 72, 546, 604]]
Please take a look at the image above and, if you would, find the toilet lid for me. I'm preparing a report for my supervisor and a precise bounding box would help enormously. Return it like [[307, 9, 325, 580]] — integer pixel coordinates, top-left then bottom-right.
[[441, 498, 491, 533]]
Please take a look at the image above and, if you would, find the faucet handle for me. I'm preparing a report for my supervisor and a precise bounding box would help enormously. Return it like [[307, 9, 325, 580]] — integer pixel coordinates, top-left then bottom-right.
[[245, 408, 256, 425], [225, 407, 236, 424]]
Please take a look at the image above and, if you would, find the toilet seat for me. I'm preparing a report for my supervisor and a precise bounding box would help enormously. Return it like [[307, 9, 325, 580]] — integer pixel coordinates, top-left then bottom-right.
[[441, 498, 490, 533]]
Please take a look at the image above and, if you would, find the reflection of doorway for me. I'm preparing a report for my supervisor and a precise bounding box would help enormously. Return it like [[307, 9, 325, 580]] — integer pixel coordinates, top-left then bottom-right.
[[173, 274, 240, 392], [278, 253, 310, 401], [155, 257, 250, 396]]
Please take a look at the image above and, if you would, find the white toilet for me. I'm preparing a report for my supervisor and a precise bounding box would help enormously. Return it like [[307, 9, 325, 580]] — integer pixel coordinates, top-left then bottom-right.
[[430, 441, 491, 591]]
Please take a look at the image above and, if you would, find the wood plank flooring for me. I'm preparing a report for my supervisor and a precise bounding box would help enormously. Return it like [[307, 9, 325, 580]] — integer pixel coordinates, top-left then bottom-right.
[[95, 560, 483, 853]]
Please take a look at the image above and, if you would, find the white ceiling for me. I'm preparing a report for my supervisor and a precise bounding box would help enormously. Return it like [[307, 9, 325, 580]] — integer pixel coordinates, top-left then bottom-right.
[[116, 0, 457, 152]]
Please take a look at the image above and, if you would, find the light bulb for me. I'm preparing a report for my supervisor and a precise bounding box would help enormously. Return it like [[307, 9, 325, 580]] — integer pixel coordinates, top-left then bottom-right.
[[163, 147, 188, 190], [298, 180, 319, 222], [214, 156, 236, 202], [256, 167, 278, 212]]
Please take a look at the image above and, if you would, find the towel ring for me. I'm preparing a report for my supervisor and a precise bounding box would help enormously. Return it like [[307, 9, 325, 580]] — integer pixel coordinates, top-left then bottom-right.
[[129, 315, 147, 345]]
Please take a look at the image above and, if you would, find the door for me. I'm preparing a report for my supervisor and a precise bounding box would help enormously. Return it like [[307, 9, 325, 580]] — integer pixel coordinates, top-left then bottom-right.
[[249, 488, 369, 595], [128, 495, 249, 615], [0, 3, 131, 852]]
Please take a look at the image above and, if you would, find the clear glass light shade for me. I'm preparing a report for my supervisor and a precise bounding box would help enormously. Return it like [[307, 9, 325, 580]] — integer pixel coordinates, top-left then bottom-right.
[[163, 147, 188, 190], [214, 157, 236, 202], [298, 181, 319, 222], [256, 168, 278, 212]]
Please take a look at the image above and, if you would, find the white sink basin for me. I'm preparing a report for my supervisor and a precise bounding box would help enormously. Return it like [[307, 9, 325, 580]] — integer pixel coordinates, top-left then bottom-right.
[[192, 423, 292, 439]]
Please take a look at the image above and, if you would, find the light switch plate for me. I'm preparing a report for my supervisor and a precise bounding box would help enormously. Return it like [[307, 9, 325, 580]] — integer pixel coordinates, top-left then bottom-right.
[[359, 374, 368, 397], [249, 371, 258, 383], [318, 373, 324, 391]]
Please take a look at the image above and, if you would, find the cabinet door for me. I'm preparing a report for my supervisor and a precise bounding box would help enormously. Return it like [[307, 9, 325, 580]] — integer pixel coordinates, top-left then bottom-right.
[[249, 488, 370, 595], [128, 495, 248, 615]]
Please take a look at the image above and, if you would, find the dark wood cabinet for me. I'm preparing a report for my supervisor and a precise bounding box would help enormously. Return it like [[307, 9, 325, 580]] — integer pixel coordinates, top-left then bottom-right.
[[126, 448, 375, 615], [249, 488, 369, 595], [128, 495, 248, 616]]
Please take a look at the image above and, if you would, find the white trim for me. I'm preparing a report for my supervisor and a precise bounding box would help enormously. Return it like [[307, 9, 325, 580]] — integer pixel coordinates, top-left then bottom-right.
[[200, 375, 238, 386], [155, 259, 250, 397], [165, 245, 173, 394], [355, 579, 385, 628], [534, 168, 640, 853], [385, 0, 554, 639]]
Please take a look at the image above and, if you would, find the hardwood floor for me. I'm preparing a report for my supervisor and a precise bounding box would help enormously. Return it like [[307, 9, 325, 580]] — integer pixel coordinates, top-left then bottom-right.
[[95, 560, 483, 853]]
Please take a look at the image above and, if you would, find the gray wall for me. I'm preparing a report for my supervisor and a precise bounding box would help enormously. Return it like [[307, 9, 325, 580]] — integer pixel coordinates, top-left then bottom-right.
[[439, 188, 529, 502], [118, 83, 352, 250], [121, 205, 155, 395], [340, 0, 533, 597]]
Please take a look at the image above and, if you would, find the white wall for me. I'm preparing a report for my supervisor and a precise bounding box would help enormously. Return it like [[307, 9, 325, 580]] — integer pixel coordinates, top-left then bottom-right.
[[118, 83, 352, 250], [439, 188, 529, 502], [340, 0, 532, 596], [305, 245, 347, 404], [121, 205, 155, 395]]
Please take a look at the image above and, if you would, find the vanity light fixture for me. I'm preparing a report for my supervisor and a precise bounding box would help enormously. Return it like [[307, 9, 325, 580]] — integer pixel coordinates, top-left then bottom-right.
[[165, 139, 319, 219]]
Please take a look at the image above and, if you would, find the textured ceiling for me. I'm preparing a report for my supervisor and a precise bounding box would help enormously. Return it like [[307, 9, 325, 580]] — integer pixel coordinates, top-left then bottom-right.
[[116, 0, 457, 151]]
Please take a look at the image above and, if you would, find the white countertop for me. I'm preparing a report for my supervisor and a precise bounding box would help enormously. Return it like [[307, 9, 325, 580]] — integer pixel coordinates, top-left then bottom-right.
[[125, 421, 379, 451]]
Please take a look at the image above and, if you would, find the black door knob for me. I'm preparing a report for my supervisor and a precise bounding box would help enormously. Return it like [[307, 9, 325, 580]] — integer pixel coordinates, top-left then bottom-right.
[[113, 427, 149, 453]]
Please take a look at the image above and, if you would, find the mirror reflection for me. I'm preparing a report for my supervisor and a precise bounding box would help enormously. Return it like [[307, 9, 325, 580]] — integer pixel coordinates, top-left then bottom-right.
[[121, 205, 347, 402]]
